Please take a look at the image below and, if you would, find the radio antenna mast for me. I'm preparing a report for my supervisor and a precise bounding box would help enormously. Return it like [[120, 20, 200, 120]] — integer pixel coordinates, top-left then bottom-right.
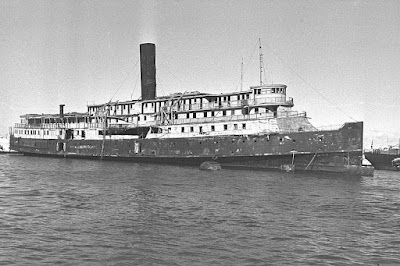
[[259, 38, 264, 86], [240, 58, 244, 91]]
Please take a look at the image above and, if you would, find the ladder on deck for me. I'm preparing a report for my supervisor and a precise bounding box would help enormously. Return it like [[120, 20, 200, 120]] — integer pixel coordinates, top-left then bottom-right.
[[305, 149, 319, 170]]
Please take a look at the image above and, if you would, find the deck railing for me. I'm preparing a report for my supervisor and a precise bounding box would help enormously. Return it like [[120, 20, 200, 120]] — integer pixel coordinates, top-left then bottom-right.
[[166, 111, 305, 125], [14, 110, 307, 129], [172, 97, 293, 112]]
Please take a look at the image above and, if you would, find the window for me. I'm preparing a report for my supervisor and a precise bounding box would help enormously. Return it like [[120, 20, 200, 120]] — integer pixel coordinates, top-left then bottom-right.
[[190, 127, 194, 132], [211, 125, 215, 131], [255, 108, 259, 113], [181, 127, 185, 133], [211, 111, 215, 116], [199, 126, 203, 134], [224, 124, 228, 131], [204, 112, 207, 117], [242, 123, 246, 129], [234, 124, 238, 130], [193, 113, 196, 118], [223, 111, 226, 116]]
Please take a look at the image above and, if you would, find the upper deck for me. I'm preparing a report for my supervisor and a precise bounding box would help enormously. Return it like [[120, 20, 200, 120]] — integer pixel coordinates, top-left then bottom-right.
[[87, 84, 293, 117], [13, 83, 297, 130]]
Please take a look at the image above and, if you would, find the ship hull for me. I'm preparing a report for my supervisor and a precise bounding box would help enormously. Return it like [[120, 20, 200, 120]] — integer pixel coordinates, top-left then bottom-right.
[[10, 122, 373, 176], [364, 152, 400, 171]]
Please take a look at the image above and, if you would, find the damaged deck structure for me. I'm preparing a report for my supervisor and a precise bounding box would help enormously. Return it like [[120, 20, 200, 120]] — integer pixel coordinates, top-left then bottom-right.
[[10, 43, 373, 176]]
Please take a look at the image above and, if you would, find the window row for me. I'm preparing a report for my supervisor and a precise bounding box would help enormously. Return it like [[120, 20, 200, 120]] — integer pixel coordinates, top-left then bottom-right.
[[254, 88, 286, 94], [89, 94, 255, 114], [178, 123, 247, 133]]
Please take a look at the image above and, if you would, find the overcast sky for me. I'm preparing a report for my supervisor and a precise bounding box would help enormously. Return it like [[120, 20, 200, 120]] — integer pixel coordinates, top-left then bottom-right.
[[1, 0, 399, 148]]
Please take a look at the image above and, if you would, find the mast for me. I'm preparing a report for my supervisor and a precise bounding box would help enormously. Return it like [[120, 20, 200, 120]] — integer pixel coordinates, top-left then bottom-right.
[[240, 58, 244, 91], [259, 38, 264, 86], [100, 105, 108, 159]]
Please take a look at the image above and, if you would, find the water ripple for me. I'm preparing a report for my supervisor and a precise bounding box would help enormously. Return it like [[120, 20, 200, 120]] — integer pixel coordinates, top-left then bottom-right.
[[1, 156, 400, 265]]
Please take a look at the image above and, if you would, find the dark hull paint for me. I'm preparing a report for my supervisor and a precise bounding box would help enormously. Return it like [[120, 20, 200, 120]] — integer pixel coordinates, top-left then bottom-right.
[[10, 122, 374, 176], [364, 152, 400, 171], [0, 151, 21, 154]]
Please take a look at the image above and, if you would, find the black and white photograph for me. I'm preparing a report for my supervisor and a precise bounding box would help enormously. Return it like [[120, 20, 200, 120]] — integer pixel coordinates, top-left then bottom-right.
[[1, 0, 399, 265]]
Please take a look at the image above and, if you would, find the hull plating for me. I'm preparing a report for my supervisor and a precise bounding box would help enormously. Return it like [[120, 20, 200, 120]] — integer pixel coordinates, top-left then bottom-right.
[[364, 152, 400, 171], [10, 122, 374, 176]]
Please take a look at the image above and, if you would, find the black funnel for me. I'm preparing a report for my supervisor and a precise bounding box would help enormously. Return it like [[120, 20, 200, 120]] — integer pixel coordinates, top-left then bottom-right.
[[140, 43, 156, 100]]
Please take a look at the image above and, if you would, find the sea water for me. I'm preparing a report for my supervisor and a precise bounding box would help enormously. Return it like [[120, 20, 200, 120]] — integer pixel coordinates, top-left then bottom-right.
[[0, 154, 399, 265]]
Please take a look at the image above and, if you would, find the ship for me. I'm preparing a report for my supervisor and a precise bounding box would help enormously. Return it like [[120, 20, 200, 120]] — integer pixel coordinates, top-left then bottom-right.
[[365, 146, 400, 171], [0, 134, 18, 154], [0, 135, 10, 153], [9, 43, 373, 176]]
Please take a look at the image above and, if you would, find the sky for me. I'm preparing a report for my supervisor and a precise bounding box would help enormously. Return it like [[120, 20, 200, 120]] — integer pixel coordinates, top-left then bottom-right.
[[1, 0, 399, 148]]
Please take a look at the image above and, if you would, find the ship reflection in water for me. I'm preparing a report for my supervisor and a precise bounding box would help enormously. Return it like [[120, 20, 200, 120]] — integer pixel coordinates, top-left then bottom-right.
[[0, 155, 398, 265]]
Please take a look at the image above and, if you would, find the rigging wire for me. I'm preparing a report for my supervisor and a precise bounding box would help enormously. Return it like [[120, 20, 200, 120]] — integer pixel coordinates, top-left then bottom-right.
[[130, 72, 141, 100], [155, 74, 167, 97], [262, 42, 357, 122], [109, 58, 140, 103], [162, 63, 186, 94], [234, 41, 259, 92]]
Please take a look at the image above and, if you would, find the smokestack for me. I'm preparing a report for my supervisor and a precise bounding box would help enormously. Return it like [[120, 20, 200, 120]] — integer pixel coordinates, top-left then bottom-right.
[[140, 43, 156, 100], [59, 104, 65, 118]]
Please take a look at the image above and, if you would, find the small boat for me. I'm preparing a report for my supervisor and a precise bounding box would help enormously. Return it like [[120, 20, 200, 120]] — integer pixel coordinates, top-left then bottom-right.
[[365, 146, 400, 171], [391, 157, 400, 169], [0, 135, 18, 154]]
